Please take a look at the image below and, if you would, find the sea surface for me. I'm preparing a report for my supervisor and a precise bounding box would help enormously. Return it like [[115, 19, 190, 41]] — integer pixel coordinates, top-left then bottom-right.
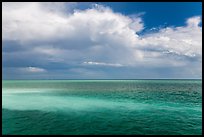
[[2, 80, 202, 135]]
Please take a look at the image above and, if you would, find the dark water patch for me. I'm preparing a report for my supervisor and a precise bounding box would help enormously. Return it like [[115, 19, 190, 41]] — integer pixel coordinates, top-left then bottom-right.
[[3, 105, 202, 135]]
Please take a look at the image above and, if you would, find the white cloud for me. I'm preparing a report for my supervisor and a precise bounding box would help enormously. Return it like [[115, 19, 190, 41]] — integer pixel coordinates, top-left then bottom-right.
[[20, 67, 46, 73], [2, 2, 142, 64], [2, 2, 202, 78], [138, 17, 202, 59], [83, 61, 123, 67], [186, 16, 201, 27], [2, 2, 75, 41], [2, 2, 142, 43]]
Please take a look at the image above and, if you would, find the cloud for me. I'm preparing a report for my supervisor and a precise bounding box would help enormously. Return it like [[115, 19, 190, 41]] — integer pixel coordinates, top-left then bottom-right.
[[186, 16, 201, 27], [83, 61, 123, 67], [2, 2, 143, 65], [2, 2, 202, 79], [2, 2, 76, 42], [20, 67, 46, 73], [138, 16, 202, 59]]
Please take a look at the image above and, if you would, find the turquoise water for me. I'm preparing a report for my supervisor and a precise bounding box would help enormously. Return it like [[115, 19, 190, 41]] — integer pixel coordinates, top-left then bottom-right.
[[2, 80, 202, 135]]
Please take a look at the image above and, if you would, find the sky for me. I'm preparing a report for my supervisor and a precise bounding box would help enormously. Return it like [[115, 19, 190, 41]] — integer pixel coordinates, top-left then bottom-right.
[[2, 2, 202, 79]]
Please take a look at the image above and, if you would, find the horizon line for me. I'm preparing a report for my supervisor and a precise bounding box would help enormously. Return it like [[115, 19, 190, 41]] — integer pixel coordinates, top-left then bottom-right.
[[2, 78, 202, 80]]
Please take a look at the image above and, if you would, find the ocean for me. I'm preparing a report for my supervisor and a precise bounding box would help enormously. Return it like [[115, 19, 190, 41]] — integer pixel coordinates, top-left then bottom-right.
[[2, 80, 202, 135]]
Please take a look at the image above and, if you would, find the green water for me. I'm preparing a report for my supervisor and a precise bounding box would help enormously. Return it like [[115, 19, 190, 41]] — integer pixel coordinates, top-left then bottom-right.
[[2, 80, 202, 135]]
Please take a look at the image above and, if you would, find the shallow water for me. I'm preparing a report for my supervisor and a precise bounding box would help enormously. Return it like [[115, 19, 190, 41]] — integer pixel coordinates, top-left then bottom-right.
[[2, 80, 202, 135]]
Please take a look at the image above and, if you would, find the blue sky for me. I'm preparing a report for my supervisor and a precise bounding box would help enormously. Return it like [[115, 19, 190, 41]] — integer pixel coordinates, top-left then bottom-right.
[[102, 2, 202, 27], [2, 2, 202, 79]]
